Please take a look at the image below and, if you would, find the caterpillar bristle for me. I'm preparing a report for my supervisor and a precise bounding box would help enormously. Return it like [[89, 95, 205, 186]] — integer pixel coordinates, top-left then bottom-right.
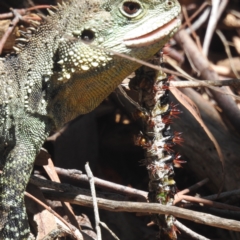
[[173, 153, 186, 168]]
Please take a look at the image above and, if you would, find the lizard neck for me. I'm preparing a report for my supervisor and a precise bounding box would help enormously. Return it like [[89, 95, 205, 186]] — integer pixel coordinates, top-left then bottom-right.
[[47, 56, 140, 129]]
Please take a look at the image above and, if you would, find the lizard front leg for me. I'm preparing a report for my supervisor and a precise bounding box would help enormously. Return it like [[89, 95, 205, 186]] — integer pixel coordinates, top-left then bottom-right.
[[0, 117, 50, 239]]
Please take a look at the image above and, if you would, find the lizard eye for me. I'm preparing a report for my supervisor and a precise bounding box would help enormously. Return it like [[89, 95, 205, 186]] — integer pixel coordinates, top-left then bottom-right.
[[123, 2, 140, 14], [120, 1, 142, 18]]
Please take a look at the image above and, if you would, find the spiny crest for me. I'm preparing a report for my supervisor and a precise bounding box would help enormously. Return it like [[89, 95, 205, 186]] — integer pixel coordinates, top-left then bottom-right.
[[14, 7, 58, 52], [13, 1, 74, 52]]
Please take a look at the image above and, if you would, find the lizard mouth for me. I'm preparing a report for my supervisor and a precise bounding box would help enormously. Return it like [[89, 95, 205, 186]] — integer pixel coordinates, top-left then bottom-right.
[[123, 18, 180, 48]]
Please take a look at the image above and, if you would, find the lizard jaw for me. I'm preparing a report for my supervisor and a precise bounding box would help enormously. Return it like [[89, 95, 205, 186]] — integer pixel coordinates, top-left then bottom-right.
[[123, 18, 181, 48]]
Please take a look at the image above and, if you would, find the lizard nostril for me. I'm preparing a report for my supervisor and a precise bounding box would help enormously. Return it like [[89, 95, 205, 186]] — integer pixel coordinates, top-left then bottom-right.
[[166, 0, 174, 8], [81, 29, 95, 43]]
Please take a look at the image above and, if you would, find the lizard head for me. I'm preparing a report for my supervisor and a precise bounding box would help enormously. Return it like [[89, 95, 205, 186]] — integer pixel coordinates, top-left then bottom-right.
[[55, 0, 181, 67], [48, 0, 181, 128]]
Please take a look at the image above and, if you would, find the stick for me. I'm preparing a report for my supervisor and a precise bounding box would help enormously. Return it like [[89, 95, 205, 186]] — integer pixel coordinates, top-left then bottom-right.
[[85, 162, 102, 240]]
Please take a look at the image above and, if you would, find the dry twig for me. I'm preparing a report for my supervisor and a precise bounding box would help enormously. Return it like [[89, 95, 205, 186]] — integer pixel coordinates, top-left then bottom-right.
[[85, 162, 102, 240], [25, 192, 83, 240]]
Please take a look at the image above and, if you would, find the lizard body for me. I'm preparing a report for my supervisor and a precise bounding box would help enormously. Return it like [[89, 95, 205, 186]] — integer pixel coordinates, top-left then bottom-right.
[[0, 0, 180, 238]]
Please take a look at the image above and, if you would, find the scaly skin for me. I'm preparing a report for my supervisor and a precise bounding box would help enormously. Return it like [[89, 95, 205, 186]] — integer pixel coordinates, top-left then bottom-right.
[[0, 0, 181, 238]]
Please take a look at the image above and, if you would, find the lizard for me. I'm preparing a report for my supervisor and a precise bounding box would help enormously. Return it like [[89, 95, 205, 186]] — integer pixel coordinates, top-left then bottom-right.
[[0, 0, 181, 239]]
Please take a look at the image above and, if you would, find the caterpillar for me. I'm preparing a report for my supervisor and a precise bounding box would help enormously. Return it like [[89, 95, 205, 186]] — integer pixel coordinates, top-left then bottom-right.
[[130, 52, 184, 239]]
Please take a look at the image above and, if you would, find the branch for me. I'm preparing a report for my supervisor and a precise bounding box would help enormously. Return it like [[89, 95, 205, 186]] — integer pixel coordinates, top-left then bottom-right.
[[43, 190, 240, 232]]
